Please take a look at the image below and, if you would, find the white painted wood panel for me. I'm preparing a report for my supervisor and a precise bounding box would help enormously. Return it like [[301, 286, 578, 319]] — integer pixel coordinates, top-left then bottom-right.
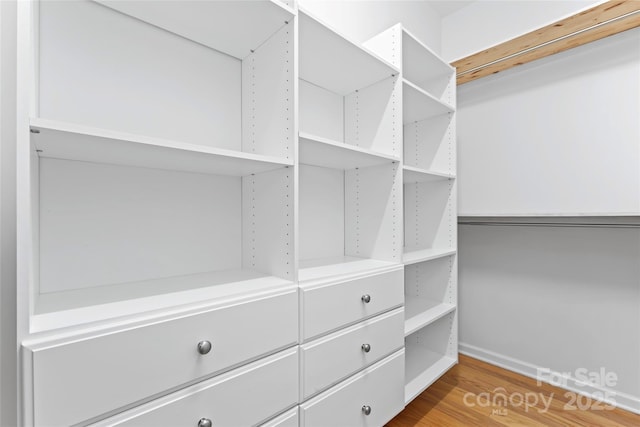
[[97, 0, 294, 60], [300, 350, 405, 427], [299, 165, 344, 261], [403, 114, 455, 172], [458, 27, 640, 215], [242, 23, 294, 159], [301, 308, 404, 399], [242, 167, 294, 281], [405, 312, 457, 403], [27, 291, 298, 426], [90, 347, 299, 427], [299, 80, 344, 143], [30, 119, 292, 177], [299, 132, 399, 170], [39, 158, 241, 294], [345, 76, 401, 157], [345, 162, 402, 263], [403, 180, 455, 251], [298, 9, 398, 96], [300, 267, 403, 341], [261, 408, 299, 427], [38, 0, 242, 149]]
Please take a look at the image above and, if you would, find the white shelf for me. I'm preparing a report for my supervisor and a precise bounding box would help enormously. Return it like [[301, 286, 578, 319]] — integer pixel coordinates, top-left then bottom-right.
[[33, 270, 294, 332], [403, 80, 454, 124], [31, 119, 293, 177], [299, 132, 400, 170], [403, 165, 455, 183], [402, 28, 454, 88], [405, 349, 456, 404], [298, 256, 401, 284], [405, 299, 456, 337], [299, 8, 399, 95], [97, 0, 294, 59], [403, 248, 457, 265]]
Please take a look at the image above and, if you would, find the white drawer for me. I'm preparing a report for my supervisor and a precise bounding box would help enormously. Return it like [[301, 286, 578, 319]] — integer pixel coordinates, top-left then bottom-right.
[[301, 308, 404, 399], [261, 408, 299, 427], [300, 350, 405, 427], [92, 347, 299, 427], [25, 290, 298, 427], [301, 267, 403, 341]]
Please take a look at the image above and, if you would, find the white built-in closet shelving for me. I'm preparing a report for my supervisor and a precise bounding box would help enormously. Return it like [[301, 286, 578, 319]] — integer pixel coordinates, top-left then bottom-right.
[[297, 8, 403, 283], [366, 24, 458, 404], [20, 0, 298, 332], [16, 2, 456, 425]]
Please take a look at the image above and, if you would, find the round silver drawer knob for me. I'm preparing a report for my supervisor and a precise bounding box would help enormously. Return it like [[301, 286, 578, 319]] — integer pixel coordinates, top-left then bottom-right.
[[198, 418, 212, 427], [197, 340, 212, 355], [361, 294, 371, 303], [362, 405, 372, 416], [361, 343, 371, 353]]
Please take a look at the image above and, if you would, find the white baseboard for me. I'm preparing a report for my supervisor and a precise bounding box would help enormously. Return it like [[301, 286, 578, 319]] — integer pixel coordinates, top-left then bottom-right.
[[459, 342, 640, 415]]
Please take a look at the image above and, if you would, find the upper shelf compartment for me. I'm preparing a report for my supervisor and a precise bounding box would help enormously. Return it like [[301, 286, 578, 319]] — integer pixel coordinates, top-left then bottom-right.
[[31, 119, 292, 177], [403, 80, 455, 124], [402, 28, 454, 90], [299, 132, 399, 170], [96, 0, 294, 59], [298, 8, 399, 95]]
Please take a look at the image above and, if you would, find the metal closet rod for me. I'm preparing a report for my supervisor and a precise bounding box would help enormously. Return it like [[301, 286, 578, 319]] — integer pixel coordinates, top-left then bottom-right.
[[458, 217, 640, 229]]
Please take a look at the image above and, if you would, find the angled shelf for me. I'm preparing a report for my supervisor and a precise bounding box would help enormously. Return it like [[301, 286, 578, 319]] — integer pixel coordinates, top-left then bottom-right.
[[403, 80, 455, 124], [403, 165, 455, 183], [298, 8, 399, 95], [299, 132, 400, 170], [33, 271, 294, 332], [402, 28, 455, 90], [405, 349, 456, 404], [403, 248, 457, 266], [404, 299, 456, 337], [298, 256, 401, 284], [97, 0, 294, 59], [31, 119, 293, 177]]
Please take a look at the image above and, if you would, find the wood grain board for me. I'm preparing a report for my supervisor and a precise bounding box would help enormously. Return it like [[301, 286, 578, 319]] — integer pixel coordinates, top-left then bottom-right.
[[453, 0, 640, 84]]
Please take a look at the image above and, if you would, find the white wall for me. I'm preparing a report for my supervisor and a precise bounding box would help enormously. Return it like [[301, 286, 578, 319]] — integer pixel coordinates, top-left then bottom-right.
[[459, 224, 640, 412], [458, 27, 640, 216], [299, 0, 442, 54], [451, 0, 640, 415], [442, 0, 605, 61], [0, 0, 17, 425]]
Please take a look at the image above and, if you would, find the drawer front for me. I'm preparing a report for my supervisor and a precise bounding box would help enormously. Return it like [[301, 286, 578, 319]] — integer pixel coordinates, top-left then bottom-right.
[[301, 308, 404, 399], [28, 290, 298, 427], [261, 408, 299, 427], [93, 347, 299, 427], [301, 350, 405, 427], [301, 268, 403, 340]]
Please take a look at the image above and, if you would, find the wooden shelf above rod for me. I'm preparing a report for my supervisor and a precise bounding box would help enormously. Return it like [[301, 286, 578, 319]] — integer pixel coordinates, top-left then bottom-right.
[[452, 0, 640, 85]]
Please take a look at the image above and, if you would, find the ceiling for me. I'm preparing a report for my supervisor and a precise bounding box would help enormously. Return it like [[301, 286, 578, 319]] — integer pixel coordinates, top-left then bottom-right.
[[427, 0, 475, 17]]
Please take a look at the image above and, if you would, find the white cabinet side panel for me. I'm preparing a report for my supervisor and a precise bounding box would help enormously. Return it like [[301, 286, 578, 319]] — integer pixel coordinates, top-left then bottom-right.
[[242, 23, 294, 159], [345, 162, 401, 262], [458, 27, 640, 216], [403, 180, 454, 250], [345, 76, 401, 158], [403, 114, 454, 172], [242, 167, 294, 280], [298, 165, 344, 261], [299, 80, 343, 143], [38, 0, 242, 149], [39, 159, 241, 293]]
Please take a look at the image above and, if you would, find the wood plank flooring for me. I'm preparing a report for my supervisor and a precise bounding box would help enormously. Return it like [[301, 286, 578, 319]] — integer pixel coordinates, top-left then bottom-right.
[[388, 354, 640, 426]]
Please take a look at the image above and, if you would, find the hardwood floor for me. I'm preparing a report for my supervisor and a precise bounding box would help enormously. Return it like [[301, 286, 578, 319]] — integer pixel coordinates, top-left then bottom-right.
[[388, 354, 640, 426]]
